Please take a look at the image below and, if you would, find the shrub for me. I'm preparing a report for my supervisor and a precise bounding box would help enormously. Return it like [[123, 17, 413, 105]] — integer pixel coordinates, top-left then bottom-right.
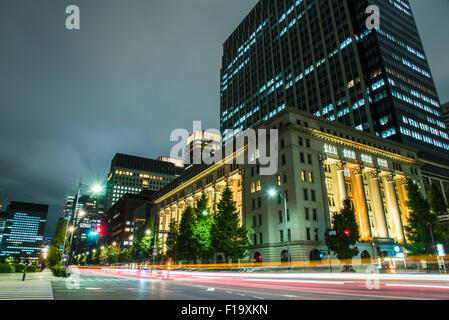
[[27, 265, 38, 272], [0, 263, 15, 273], [51, 266, 69, 277], [15, 264, 27, 273]]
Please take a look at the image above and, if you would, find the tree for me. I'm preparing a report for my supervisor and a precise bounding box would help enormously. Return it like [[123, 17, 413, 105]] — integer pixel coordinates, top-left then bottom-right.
[[47, 219, 68, 267], [211, 186, 248, 262], [427, 184, 449, 248], [109, 245, 119, 264], [193, 194, 214, 260], [326, 199, 360, 267], [91, 249, 99, 264], [131, 219, 154, 261], [166, 219, 179, 260], [99, 245, 109, 264], [404, 180, 434, 255], [176, 206, 198, 261]]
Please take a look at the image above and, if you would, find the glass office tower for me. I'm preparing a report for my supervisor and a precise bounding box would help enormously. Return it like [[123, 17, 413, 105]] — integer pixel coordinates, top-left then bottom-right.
[[220, 0, 449, 190], [0, 201, 48, 259]]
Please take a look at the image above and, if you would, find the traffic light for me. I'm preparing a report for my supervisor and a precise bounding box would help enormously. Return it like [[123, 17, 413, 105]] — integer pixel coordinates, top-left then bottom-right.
[[95, 226, 103, 234], [344, 230, 350, 236]]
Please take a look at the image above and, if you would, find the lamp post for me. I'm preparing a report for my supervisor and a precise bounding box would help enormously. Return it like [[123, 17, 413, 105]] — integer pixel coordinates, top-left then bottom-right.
[[268, 188, 291, 262]]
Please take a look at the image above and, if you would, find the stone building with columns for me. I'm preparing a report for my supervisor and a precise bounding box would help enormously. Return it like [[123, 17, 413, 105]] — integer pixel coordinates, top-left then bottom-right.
[[151, 108, 425, 263], [242, 108, 424, 262], [151, 156, 244, 262]]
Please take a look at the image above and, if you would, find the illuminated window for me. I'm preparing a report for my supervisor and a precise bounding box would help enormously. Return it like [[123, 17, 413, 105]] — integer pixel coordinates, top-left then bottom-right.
[[324, 144, 338, 155], [251, 182, 255, 193], [361, 154, 373, 164], [301, 170, 306, 182], [378, 158, 388, 168], [343, 148, 356, 159], [308, 172, 313, 183], [256, 180, 261, 192]]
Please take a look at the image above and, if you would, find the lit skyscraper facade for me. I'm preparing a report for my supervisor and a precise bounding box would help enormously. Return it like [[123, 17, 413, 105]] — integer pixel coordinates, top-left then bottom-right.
[[0, 201, 48, 259], [105, 153, 177, 210], [220, 0, 449, 192], [442, 102, 449, 130]]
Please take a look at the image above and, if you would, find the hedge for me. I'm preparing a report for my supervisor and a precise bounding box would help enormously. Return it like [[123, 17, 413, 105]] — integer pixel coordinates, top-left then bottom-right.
[[27, 265, 38, 272], [51, 267, 69, 277], [14, 264, 27, 273], [0, 263, 15, 273]]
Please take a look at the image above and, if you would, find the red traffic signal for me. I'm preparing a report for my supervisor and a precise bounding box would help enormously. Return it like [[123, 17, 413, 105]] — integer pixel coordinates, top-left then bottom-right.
[[95, 226, 103, 234], [344, 230, 350, 236]]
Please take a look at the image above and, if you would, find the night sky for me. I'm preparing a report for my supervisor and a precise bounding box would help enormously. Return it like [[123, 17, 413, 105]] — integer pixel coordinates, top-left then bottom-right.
[[0, 0, 448, 236]]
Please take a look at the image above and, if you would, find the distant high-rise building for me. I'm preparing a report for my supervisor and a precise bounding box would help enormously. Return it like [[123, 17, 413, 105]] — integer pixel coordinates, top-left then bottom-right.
[[71, 194, 105, 253], [0, 211, 6, 246], [105, 153, 177, 210], [184, 130, 221, 165], [0, 201, 48, 260], [157, 156, 185, 175], [220, 0, 449, 193], [62, 195, 75, 219], [442, 102, 449, 130]]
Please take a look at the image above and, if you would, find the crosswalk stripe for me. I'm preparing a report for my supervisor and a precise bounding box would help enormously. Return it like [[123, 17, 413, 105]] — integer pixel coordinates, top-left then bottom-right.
[[0, 281, 54, 300]]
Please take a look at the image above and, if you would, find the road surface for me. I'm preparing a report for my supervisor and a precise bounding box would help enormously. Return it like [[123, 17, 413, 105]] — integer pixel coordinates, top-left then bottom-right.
[[50, 267, 449, 300]]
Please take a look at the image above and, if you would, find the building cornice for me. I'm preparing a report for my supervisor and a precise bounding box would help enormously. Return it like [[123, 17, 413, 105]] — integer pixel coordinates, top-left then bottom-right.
[[154, 146, 247, 204]]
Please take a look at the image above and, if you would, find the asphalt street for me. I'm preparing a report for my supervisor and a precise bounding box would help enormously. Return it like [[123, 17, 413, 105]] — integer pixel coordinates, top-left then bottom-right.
[[50, 268, 449, 300]]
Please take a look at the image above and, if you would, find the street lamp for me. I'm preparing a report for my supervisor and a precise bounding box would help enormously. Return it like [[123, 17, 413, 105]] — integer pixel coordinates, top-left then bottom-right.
[[145, 230, 151, 235], [268, 188, 291, 262], [202, 210, 208, 216]]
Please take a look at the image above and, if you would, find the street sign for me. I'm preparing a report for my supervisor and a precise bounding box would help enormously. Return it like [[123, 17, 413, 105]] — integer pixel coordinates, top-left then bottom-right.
[[328, 231, 337, 236], [437, 215, 449, 222], [158, 230, 168, 234]]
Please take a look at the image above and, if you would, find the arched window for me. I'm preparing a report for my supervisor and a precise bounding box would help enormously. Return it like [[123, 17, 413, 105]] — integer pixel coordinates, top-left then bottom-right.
[[281, 250, 289, 262], [361, 250, 370, 259]]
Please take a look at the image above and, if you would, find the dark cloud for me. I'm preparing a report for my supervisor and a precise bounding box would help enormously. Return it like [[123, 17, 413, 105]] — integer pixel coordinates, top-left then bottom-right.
[[0, 0, 447, 236]]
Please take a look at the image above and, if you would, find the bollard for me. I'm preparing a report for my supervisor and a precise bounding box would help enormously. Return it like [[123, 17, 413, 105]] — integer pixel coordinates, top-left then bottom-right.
[[22, 271, 26, 281]]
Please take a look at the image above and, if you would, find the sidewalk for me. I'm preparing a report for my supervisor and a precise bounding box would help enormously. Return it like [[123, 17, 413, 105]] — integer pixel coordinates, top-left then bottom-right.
[[0, 269, 55, 300]]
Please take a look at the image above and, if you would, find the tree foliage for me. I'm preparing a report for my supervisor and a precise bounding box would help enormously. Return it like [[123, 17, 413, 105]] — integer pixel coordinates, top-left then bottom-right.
[[176, 206, 199, 261], [210, 186, 248, 262], [404, 180, 434, 255], [192, 194, 214, 260], [326, 199, 360, 262], [166, 219, 179, 260], [99, 245, 109, 264], [47, 219, 68, 267], [129, 219, 154, 261], [427, 184, 449, 248]]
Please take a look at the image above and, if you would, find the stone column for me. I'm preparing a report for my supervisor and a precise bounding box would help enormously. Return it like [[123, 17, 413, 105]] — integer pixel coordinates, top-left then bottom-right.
[[335, 161, 348, 207], [382, 173, 405, 244], [396, 176, 410, 241], [368, 169, 389, 238], [352, 165, 372, 240]]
